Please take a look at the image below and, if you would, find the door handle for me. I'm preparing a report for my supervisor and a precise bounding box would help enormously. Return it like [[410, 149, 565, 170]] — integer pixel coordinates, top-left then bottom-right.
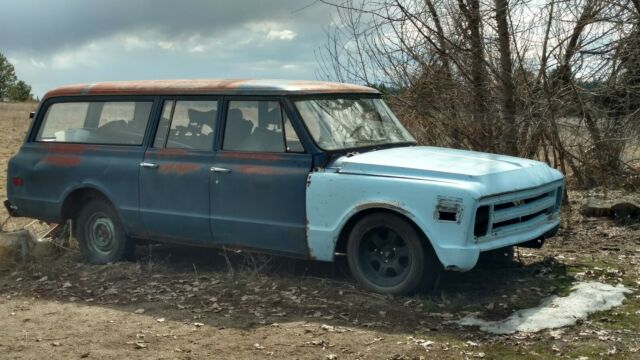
[[140, 162, 159, 169], [210, 166, 231, 173]]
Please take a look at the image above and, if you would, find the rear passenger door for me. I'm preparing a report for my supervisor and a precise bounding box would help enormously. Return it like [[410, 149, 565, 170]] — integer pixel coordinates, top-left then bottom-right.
[[139, 98, 218, 244], [210, 98, 312, 257]]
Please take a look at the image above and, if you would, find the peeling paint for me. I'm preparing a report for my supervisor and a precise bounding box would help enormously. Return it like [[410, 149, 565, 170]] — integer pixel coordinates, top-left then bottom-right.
[[43, 79, 379, 99], [234, 165, 275, 175], [158, 163, 200, 175], [43, 143, 95, 154], [155, 148, 190, 158], [42, 155, 82, 167], [218, 152, 285, 162]]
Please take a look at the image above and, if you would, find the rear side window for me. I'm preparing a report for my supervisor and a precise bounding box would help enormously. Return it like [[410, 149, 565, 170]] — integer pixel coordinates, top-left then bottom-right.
[[36, 101, 152, 145]]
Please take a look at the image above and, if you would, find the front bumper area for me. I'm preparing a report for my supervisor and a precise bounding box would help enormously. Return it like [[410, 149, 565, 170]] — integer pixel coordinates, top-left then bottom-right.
[[3, 199, 21, 217], [438, 216, 560, 271]]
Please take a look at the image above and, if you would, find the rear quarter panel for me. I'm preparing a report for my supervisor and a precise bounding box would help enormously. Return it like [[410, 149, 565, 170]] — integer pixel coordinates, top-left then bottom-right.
[[8, 142, 145, 233]]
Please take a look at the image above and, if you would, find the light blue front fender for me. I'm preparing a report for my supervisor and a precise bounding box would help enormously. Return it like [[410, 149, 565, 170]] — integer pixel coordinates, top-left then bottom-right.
[[305, 171, 479, 268]]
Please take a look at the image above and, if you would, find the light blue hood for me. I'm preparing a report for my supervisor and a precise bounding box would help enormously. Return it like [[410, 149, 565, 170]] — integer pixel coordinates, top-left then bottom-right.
[[331, 146, 564, 198]]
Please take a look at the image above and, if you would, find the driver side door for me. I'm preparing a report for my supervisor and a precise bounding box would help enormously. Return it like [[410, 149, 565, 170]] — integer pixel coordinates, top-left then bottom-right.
[[210, 98, 312, 257]]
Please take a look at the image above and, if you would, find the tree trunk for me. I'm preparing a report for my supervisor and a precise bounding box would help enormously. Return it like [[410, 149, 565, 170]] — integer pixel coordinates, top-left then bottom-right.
[[494, 0, 517, 155], [461, 0, 492, 150]]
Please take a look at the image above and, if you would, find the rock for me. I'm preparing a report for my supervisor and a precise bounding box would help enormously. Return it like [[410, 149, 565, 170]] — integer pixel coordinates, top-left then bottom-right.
[[610, 202, 640, 222], [581, 198, 615, 217], [581, 198, 640, 222], [0, 229, 35, 266], [31, 240, 60, 258]]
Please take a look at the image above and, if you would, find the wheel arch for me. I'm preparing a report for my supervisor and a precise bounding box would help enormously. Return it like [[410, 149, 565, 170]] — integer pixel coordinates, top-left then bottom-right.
[[334, 204, 439, 260], [60, 185, 119, 224]]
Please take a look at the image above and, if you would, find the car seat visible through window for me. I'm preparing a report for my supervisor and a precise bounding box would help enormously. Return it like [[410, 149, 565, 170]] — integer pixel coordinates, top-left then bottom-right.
[[245, 107, 285, 152], [223, 108, 253, 150]]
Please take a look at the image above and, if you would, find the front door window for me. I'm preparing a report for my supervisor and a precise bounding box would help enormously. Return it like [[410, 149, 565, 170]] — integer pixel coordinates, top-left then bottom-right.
[[222, 100, 303, 153]]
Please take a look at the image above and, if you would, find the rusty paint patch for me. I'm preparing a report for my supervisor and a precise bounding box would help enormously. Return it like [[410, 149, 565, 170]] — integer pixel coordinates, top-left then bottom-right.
[[43, 155, 81, 167], [159, 163, 200, 175], [154, 148, 190, 158], [42, 83, 87, 98], [233, 165, 275, 175], [43, 79, 379, 99], [43, 143, 95, 154], [218, 152, 285, 161]]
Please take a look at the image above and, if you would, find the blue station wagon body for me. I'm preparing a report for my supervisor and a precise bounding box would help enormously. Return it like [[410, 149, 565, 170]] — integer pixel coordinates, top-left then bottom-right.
[[5, 79, 564, 294]]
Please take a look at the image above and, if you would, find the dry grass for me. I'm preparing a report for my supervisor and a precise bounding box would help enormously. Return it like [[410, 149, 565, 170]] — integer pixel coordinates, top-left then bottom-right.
[[0, 102, 639, 358], [0, 102, 37, 230]]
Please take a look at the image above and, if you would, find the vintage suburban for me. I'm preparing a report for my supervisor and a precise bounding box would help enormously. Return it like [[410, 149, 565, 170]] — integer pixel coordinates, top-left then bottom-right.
[[4, 79, 564, 294]]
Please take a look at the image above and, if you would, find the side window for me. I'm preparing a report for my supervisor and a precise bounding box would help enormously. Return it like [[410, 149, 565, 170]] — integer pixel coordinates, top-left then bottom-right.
[[153, 100, 217, 151], [36, 101, 152, 145], [36, 103, 88, 140], [223, 101, 303, 153]]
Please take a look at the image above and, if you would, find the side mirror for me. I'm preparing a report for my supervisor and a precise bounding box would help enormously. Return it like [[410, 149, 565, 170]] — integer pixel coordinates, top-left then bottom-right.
[[29, 112, 35, 119]]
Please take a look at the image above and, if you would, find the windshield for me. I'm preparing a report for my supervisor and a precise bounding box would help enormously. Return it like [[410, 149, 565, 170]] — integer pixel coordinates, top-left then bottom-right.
[[295, 97, 415, 151]]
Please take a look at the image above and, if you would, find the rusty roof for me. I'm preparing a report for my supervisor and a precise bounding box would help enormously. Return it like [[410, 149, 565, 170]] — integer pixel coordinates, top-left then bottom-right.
[[43, 79, 380, 98]]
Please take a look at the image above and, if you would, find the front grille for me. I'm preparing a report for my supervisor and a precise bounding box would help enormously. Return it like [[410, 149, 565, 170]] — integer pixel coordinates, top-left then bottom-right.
[[474, 184, 562, 238]]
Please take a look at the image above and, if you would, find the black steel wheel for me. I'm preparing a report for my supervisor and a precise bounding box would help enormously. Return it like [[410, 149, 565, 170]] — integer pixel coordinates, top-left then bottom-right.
[[76, 199, 134, 264], [347, 212, 439, 295]]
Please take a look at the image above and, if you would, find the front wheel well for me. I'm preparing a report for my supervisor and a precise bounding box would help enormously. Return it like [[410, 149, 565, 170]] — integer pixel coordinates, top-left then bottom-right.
[[60, 188, 112, 223], [334, 208, 436, 256]]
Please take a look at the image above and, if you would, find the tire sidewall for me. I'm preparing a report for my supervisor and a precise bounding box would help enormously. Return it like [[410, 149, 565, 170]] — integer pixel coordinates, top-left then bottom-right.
[[76, 200, 130, 264], [347, 213, 427, 295]]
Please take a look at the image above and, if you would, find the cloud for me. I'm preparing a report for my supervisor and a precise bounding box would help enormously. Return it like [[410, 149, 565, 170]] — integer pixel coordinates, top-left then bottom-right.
[[190, 45, 205, 53], [0, 1, 334, 97], [0, 0, 329, 54], [50, 43, 101, 70], [267, 29, 297, 41]]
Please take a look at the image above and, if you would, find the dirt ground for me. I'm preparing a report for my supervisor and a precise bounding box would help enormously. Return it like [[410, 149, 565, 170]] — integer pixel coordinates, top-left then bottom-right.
[[1, 102, 639, 359]]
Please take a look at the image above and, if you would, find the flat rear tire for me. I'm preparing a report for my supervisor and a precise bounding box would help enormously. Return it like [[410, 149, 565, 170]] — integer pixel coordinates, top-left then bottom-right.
[[76, 199, 134, 264]]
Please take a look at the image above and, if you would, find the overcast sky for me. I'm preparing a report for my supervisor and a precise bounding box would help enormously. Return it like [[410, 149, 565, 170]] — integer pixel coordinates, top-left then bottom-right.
[[0, 0, 335, 97]]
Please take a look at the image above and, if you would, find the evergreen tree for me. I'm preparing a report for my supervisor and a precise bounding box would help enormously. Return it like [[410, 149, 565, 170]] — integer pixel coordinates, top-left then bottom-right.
[[0, 53, 18, 100], [8, 80, 33, 101]]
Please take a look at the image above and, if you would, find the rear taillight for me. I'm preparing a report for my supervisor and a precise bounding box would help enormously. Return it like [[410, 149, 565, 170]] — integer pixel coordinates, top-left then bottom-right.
[[12, 177, 24, 187]]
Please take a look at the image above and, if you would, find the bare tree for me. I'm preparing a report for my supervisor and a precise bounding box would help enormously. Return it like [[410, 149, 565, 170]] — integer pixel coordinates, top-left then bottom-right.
[[318, 0, 640, 188]]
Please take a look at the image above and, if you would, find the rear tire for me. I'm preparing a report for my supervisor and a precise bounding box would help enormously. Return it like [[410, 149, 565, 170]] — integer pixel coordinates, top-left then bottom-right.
[[347, 213, 439, 295], [75, 199, 134, 264]]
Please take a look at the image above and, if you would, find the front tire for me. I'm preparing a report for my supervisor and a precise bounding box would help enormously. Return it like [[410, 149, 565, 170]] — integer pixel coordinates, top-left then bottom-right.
[[347, 213, 439, 295], [75, 199, 134, 264]]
